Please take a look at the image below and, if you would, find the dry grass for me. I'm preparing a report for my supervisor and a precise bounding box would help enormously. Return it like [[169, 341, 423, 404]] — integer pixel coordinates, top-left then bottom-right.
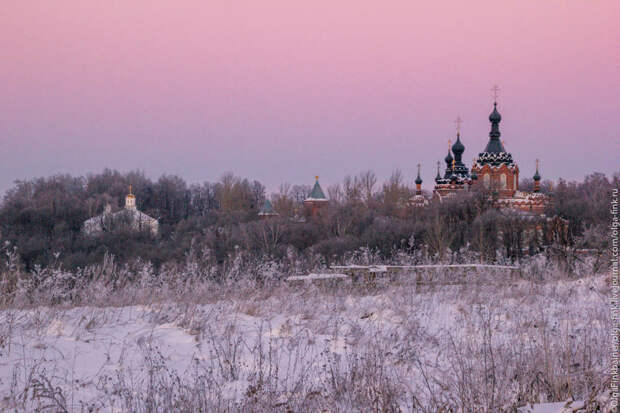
[[0, 251, 613, 412]]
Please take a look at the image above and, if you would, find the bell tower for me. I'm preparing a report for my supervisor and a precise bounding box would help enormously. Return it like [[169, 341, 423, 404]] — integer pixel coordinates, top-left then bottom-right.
[[470, 86, 519, 198]]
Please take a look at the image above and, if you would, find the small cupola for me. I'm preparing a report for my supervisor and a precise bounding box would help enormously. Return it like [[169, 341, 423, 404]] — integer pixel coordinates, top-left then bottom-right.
[[125, 185, 137, 210], [444, 141, 454, 168], [435, 161, 442, 183], [415, 164, 423, 185], [415, 163, 423, 195], [451, 117, 465, 165], [489, 102, 502, 124], [533, 159, 541, 192]]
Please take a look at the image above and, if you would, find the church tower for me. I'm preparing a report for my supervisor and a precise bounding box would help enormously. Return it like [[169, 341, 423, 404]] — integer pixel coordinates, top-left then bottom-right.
[[304, 176, 328, 218], [470, 88, 520, 198], [409, 163, 429, 207]]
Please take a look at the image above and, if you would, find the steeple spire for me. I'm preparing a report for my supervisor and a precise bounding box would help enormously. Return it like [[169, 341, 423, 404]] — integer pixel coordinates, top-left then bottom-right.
[[451, 117, 465, 165], [415, 163, 423, 195], [533, 159, 541, 192], [484, 86, 506, 153], [435, 161, 441, 183], [533, 159, 541, 180]]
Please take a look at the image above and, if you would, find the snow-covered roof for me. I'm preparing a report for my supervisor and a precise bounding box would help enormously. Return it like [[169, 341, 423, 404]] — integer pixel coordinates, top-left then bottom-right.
[[83, 206, 158, 235]]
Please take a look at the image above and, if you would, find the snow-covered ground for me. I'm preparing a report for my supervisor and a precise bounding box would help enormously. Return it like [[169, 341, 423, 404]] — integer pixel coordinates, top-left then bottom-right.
[[0, 273, 611, 412]]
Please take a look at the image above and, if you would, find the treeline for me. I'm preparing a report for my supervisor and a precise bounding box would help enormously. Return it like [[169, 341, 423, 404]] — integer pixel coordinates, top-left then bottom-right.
[[0, 169, 617, 271]]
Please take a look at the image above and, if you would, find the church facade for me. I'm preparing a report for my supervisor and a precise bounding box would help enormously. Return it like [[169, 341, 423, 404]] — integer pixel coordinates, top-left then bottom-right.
[[83, 187, 159, 236]]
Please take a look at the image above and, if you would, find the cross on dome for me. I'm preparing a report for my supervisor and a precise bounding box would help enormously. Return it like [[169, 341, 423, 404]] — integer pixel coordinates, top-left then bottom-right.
[[455, 116, 463, 134], [491, 85, 500, 103]]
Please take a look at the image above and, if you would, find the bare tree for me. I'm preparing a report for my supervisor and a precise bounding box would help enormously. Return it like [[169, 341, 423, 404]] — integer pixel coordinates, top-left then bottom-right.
[[327, 184, 343, 205], [272, 183, 295, 217], [425, 213, 455, 261], [290, 184, 311, 205], [381, 169, 411, 215], [342, 175, 363, 205], [359, 170, 377, 205]]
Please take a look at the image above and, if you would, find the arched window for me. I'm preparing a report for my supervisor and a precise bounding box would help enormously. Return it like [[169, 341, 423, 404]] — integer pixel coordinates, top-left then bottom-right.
[[514, 174, 517, 190], [483, 174, 490, 188], [500, 174, 507, 189]]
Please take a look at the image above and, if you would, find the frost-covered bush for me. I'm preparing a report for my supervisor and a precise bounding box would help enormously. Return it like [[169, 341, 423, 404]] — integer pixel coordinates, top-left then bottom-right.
[[0, 242, 608, 310]]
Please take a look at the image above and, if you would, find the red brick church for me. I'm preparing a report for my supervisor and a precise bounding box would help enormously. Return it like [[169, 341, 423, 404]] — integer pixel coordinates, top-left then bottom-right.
[[411, 95, 548, 215]]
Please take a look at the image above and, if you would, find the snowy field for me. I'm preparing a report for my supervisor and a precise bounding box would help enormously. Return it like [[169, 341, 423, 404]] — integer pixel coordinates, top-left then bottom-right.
[[0, 271, 611, 412]]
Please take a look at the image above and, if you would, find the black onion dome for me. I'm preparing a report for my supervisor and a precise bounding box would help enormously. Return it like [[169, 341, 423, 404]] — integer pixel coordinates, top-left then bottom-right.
[[533, 168, 541, 181], [444, 149, 453, 166], [415, 173, 423, 185], [452, 134, 465, 156], [483, 102, 505, 153], [452, 134, 465, 166], [489, 102, 501, 123]]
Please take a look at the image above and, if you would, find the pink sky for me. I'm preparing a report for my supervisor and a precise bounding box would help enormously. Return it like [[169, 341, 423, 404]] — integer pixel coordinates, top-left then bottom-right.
[[1, 1, 618, 194]]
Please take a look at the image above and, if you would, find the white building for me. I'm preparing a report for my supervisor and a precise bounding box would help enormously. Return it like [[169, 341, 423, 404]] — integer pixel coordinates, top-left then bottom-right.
[[83, 187, 159, 236]]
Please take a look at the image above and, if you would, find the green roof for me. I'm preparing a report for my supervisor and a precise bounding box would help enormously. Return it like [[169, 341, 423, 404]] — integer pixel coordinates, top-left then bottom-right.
[[307, 179, 327, 200], [258, 199, 278, 215]]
